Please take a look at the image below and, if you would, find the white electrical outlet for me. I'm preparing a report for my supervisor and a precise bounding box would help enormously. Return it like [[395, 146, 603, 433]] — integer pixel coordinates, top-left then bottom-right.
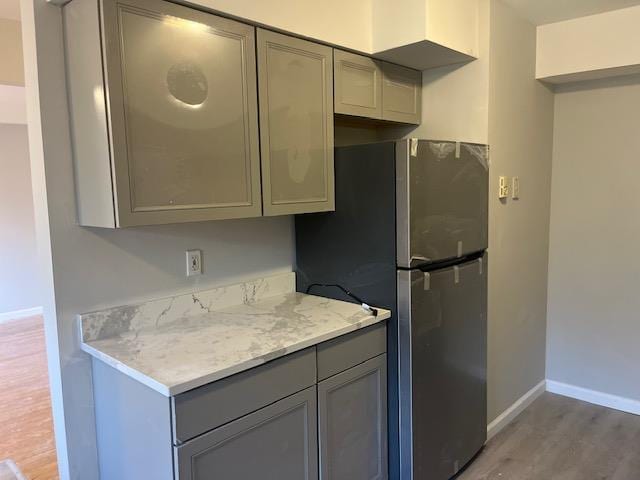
[[186, 250, 202, 277], [512, 176, 520, 199], [498, 176, 510, 199]]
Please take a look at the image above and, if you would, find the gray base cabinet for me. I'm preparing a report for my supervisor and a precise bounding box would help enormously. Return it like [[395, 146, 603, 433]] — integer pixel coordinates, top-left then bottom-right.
[[90, 323, 387, 480], [319, 355, 388, 480], [175, 387, 318, 480]]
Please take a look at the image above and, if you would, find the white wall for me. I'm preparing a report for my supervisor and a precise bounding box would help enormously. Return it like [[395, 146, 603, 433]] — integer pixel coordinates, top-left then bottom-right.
[[537, 6, 640, 84], [547, 74, 640, 404], [486, 0, 554, 421], [0, 124, 41, 315], [410, 0, 490, 144], [190, 0, 372, 52]]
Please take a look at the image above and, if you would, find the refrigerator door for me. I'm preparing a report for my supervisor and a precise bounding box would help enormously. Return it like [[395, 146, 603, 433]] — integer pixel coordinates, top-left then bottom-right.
[[397, 254, 487, 480], [396, 140, 489, 268]]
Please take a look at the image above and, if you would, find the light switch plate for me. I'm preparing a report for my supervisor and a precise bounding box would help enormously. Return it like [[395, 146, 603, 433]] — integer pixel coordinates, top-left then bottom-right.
[[498, 176, 510, 199], [512, 176, 520, 199], [186, 250, 202, 277]]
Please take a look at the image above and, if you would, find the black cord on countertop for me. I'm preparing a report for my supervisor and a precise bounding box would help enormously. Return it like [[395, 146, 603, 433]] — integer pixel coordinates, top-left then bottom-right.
[[305, 283, 378, 317]]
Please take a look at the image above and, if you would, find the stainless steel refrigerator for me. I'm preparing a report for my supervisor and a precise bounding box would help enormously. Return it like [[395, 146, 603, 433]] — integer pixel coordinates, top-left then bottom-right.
[[295, 139, 489, 480]]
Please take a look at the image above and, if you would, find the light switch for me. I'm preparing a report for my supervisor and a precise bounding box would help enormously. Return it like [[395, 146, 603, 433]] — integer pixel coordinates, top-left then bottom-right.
[[498, 176, 510, 200], [512, 176, 520, 199]]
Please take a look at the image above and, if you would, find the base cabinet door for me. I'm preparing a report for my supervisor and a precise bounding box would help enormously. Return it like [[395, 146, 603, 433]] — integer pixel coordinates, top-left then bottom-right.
[[257, 28, 335, 216], [318, 355, 388, 480], [175, 386, 318, 480]]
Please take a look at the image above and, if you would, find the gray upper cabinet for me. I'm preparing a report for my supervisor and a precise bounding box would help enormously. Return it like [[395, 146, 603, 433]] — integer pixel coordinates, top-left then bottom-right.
[[64, 0, 261, 227], [381, 62, 422, 125], [318, 354, 388, 480], [333, 49, 421, 125], [334, 50, 383, 120], [175, 386, 318, 480], [257, 28, 335, 216]]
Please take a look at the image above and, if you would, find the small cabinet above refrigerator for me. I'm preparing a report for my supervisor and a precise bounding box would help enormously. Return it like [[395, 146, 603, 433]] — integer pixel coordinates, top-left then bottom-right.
[[333, 49, 422, 125]]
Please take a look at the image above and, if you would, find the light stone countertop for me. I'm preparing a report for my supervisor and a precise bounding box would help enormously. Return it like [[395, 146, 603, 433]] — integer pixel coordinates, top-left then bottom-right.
[[79, 273, 390, 396]]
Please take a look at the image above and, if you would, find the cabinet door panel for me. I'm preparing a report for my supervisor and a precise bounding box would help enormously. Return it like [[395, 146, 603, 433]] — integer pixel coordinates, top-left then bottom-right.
[[318, 355, 388, 480], [257, 29, 335, 216], [175, 387, 318, 479], [334, 50, 382, 119], [102, 0, 261, 226], [381, 62, 422, 125]]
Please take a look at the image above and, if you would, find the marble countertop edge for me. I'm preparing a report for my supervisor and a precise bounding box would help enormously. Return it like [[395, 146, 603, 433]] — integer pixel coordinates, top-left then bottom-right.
[[80, 342, 172, 396], [81, 310, 389, 397]]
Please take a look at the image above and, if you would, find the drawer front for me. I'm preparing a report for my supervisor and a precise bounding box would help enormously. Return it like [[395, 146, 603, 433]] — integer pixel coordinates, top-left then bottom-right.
[[175, 386, 318, 480], [172, 347, 316, 443], [317, 323, 387, 381]]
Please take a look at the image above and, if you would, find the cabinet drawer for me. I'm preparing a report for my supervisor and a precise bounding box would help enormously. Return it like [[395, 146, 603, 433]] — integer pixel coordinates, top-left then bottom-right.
[[172, 347, 316, 443], [175, 386, 318, 480], [317, 323, 387, 381]]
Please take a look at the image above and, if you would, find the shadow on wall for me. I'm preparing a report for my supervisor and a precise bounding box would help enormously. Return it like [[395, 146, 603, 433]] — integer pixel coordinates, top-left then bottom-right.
[[553, 71, 640, 94]]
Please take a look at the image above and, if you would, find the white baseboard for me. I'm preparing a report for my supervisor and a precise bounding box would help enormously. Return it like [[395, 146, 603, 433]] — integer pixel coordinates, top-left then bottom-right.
[[546, 380, 640, 416], [0, 306, 44, 324], [487, 379, 546, 440]]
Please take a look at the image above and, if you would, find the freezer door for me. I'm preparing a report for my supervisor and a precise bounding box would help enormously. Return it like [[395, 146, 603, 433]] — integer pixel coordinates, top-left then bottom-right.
[[397, 254, 487, 480], [396, 140, 489, 268]]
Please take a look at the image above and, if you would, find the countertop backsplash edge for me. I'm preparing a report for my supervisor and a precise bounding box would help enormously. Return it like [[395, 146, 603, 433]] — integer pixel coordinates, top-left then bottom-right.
[[79, 271, 296, 342]]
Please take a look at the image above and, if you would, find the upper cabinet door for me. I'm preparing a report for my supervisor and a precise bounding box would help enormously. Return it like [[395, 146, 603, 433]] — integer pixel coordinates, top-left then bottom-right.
[[100, 0, 261, 226], [381, 63, 422, 125], [257, 29, 335, 216], [334, 50, 383, 120]]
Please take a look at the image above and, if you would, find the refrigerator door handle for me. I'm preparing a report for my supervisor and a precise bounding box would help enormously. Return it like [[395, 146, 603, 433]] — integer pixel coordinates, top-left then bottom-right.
[[410, 255, 431, 265]]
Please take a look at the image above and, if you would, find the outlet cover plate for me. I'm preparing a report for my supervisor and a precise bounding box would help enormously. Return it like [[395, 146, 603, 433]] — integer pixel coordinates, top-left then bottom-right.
[[186, 250, 202, 277]]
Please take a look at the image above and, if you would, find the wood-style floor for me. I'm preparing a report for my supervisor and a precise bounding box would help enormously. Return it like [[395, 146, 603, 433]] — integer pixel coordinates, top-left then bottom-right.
[[458, 392, 640, 480], [0, 316, 58, 480]]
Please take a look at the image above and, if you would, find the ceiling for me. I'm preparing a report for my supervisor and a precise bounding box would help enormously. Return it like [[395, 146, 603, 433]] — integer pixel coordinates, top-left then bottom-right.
[[502, 0, 640, 25], [0, 0, 20, 21], [1, 0, 639, 27]]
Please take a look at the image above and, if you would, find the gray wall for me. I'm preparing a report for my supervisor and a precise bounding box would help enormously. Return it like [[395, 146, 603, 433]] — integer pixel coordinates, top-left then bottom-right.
[[547, 74, 640, 402], [485, 0, 554, 422], [0, 124, 41, 315]]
